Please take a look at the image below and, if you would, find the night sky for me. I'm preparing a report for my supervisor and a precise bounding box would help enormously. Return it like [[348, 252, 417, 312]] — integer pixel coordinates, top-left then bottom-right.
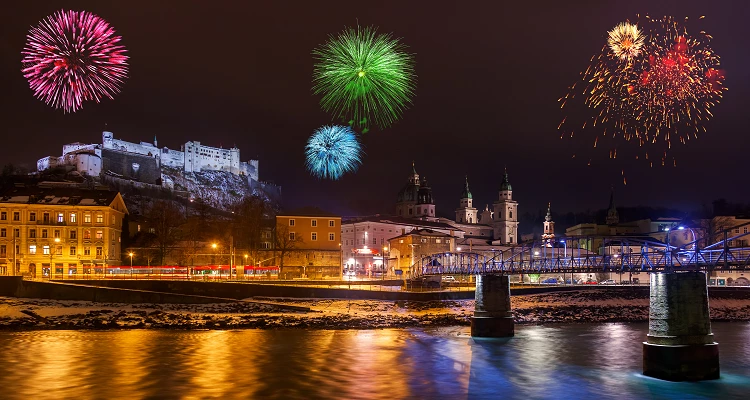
[[1, 1, 748, 219]]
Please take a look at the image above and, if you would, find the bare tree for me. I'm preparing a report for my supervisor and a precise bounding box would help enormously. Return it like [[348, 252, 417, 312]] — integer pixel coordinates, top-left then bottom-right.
[[144, 199, 185, 264], [273, 224, 303, 267]]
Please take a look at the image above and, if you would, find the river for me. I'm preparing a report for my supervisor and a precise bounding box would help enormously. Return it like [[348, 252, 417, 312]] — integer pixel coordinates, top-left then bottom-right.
[[0, 323, 748, 399]]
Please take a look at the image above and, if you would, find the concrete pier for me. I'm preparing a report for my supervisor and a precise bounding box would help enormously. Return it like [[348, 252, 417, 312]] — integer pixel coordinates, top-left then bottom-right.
[[643, 272, 719, 381], [471, 274, 514, 337]]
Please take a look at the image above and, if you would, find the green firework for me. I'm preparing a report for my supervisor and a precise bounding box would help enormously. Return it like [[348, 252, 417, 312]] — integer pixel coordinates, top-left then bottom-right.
[[313, 25, 416, 130]]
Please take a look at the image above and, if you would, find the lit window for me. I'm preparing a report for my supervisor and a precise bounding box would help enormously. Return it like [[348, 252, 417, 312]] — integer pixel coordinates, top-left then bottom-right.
[[83, 230, 91, 239], [57, 213, 64, 223], [70, 213, 76, 223], [43, 245, 50, 255], [96, 230, 103, 239], [84, 247, 91, 256], [96, 214, 103, 223], [84, 214, 91, 223], [29, 245, 37, 255]]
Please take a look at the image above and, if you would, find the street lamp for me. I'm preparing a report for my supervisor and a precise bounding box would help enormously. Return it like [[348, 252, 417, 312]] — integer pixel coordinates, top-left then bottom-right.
[[129, 252, 134, 268], [560, 239, 570, 285], [53, 237, 61, 279], [382, 246, 388, 280], [211, 243, 219, 277]]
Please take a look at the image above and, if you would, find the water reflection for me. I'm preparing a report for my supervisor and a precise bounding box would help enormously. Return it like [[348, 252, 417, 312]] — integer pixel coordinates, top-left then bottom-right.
[[0, 323, 748, 399]]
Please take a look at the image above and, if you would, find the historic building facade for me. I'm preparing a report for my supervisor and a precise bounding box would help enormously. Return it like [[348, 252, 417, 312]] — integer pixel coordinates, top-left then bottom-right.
[[274, 209, 341, 279], [0, 184, 128, 277], [395, 163, 436, 220], [38, 131, 260, 181]]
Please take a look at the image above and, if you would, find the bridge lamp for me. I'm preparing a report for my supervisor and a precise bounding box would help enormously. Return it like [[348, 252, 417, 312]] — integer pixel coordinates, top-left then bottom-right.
[[678, 226, 685, 230], [534, 251, 539, 256]]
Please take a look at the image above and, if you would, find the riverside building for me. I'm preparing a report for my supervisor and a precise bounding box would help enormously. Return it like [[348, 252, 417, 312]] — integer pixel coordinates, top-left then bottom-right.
[[0, 184, 128, 277]]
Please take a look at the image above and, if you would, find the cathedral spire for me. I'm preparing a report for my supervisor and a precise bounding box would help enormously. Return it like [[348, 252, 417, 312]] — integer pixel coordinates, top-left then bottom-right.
[[461, 175, 472, 199], [500, 169, 512, 192], [606, 185, 619, 225], [545, 202, 552, 222]]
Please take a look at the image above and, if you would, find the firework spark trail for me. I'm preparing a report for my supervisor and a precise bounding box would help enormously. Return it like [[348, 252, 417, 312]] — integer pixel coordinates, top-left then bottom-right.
[[21, 10, 128, 113], [559, 15, 725, 167], [305, 125, 363, 180], [313, 25, 416, 131]]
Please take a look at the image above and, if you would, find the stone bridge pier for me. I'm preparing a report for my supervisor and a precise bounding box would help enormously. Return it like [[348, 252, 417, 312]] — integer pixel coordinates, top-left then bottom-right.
[[643, 271, 719, 381], [471, 274, 514, 337]]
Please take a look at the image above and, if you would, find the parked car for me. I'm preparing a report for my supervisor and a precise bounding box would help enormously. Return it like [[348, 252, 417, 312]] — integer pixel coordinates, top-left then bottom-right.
[[442, 276, 457, 283], [584, 280, 598, 284], [541, 278, 559, 284], [565, 278, 583, 284], [600, 279, 616, 285]]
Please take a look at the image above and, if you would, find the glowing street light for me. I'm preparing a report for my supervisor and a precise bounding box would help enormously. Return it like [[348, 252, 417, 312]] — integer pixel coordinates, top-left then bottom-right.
[[128, 252, 134, 267]]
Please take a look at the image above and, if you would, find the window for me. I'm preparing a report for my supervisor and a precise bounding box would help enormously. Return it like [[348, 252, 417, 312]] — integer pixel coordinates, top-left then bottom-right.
[[29, 229, 36, 238], [289, 232, 296, 240], [43, 245, 50, 255], [329, 233, 335, 241], [311, 232, 318, 241], [745, 227, 748, 234], [96, 230, 103, 239], [329, 220, 335, 227], [56, 246, 62, 255], [57, 213, 64, 223], [70, 213, 77, 223], [509, 211, 513, 219], [84, 246, 91, 256], [0, 245, 5, 257], [289, 219, 295, 227], [421, 238, 427, 243], [399, 239, 404, 244], [436, 239, 441, 244], [14, 229, 20, 238], [83, 230, 91, 239], [96, 247, 103, 257], [70, 230, 77, 239], [70, 246, 77, 256], [29, 212, 36, 222], [0, 228, 5, 238], [43, 213, 49, 223], [372, 238, 377, 245], [29, 245, 37, 255], [41, 229, 47, 238], [408, 208, 413, 215], [0, 212, 6, 220], [84, 214, 91, 223], [54, 230, 60, 238], [96, 214, 103, 223], [311, 219, 317, 227], [13, 212, 20, 221]]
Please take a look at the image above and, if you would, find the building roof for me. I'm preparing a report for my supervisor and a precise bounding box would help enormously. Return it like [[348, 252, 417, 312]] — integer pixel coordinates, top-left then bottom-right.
[[277, 207, 339, 218], [342, 215, 464, 232], [389, 228, 454, 241], [0, 184, 122, 208]]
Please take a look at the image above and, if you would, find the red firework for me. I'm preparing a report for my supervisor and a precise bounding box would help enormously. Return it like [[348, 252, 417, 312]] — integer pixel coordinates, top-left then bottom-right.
[[21, 10, 128, 113]]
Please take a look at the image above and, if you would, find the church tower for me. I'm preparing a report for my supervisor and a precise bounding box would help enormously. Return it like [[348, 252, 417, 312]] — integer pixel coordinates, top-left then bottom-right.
[[396, 162, 421, 217], [606, 186, 619, 226], [541, 202, 555, 243], [455, 176, 478, 224], [492, 170, 519, 244]]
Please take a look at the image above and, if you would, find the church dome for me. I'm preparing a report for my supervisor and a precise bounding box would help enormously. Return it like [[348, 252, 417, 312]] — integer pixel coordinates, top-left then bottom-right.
[[461, 176, 472, 199], [500, 171, 512, 192], [417, 177, 434, 205], [397, 181, 419, 203]]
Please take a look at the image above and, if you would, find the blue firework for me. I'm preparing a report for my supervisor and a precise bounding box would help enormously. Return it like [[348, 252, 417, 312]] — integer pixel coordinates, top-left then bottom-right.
[[305, 125, 363, 180]]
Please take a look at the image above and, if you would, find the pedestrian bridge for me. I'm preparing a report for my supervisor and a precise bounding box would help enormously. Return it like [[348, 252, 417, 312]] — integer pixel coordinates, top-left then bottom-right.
[[413, 223, 750, 277]]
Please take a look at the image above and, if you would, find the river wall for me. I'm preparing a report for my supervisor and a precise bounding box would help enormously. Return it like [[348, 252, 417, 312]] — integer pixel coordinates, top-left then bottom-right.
[[0, 277, 236, 304]]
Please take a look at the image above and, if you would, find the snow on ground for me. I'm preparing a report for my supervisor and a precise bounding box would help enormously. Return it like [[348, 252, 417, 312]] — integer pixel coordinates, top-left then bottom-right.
[[1, 290, 749, 330]]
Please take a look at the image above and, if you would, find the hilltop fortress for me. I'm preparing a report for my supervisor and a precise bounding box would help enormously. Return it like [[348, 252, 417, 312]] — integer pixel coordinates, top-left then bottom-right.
[[37, 131, 260, 184]]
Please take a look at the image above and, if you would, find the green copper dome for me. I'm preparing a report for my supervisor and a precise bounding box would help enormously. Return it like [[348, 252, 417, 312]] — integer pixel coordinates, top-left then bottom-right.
[[500, 171, 512, 191], [461, 176, 472, 199]]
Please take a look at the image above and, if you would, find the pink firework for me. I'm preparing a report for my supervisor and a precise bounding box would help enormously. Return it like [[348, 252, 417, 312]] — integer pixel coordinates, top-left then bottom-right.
[[21, 10, 128, 113]]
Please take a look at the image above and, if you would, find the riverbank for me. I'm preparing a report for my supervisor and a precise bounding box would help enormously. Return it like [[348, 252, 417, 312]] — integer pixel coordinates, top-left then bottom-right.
[[2, 289, 749, 330]]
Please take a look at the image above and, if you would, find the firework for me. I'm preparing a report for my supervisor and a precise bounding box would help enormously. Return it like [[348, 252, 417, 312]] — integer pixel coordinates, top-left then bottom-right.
[[313, 25, 416, 131], [21, 10, 129, 113], [607, 22, 645, 61], [305, 125, 363, 180], [559, 16, 726, 165]]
